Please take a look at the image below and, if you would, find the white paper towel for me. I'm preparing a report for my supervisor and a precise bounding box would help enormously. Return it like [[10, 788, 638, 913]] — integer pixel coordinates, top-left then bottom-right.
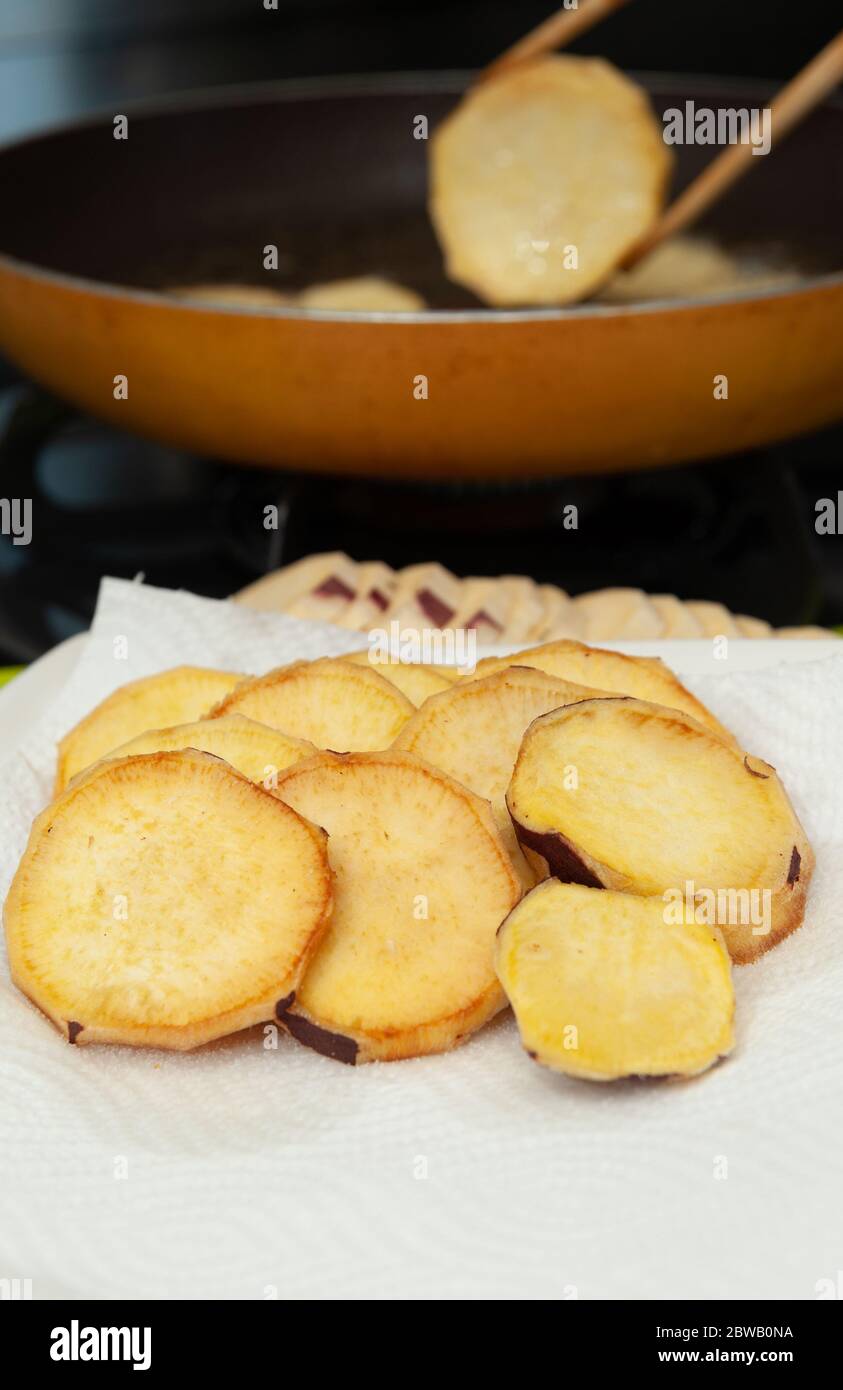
[[0, 578, 841, 1301]]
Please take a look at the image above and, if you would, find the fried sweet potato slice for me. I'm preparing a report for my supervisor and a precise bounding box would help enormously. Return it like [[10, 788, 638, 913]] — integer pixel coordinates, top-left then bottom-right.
[[393, 667, 605, 887], [169, 283, 292, 308], [507, 698, 814, 962], [297, 276, 426, 312], [430, 56, 672, 305], [496, 880, 735, 1081], [473, 638, 734, 744], [5, 750, 333, 1049], [55, 665, 242, 793], [209, 658, 414, 751], [343, 650, 454, 705], [103, 714, 315, 789], [274, 750, 521, 1062]]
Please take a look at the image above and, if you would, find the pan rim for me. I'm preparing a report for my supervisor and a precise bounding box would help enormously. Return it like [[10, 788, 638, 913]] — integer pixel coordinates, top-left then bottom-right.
[[0, 69, 840, 324], [1, 247, 840, 323]]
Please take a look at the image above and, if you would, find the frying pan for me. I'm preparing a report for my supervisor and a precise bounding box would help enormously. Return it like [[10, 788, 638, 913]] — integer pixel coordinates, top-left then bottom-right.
[[0, 72, 840, 479]]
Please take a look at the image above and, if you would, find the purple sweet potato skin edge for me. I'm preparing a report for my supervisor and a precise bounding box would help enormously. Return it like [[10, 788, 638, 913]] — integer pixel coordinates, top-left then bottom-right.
[[276, 994, 359, 1065], [513, 821, 605, 890]]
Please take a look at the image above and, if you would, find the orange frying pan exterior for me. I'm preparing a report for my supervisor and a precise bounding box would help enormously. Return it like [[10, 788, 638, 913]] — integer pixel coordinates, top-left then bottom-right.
[[0, 268, 841, 477], [0, 76, 840, 479]]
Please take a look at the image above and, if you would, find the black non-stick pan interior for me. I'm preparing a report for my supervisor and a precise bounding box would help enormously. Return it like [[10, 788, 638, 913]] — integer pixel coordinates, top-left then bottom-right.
[[0, 74, 840, 309]]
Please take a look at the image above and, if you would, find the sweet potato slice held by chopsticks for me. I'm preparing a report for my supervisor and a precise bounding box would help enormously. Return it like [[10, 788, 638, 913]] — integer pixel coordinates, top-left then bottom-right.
[[430, 56, 672, 305]]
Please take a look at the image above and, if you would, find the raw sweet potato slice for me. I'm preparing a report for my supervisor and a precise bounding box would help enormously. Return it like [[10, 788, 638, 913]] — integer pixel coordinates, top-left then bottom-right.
[[497, 576, 546, 642], [430, 56, 672, 305], [343, 650, 454, 705], [472, 638, 734, 744], [393, 667, 606, 887], [380, 562, 463, 630], [209, 658, 414, 751], [5, 750, 333, 1049], [55, 665, 242, 793], [233, 551, 357, 616], [533, 584, 584, 641], [507, 698, 814, 962], [279, 554, 361, 624], [574, 587, 663, 640], [450, 576, 510, 643], [735, 613, 773, 638], [102, 714, 315, 789], [684, 600, 741, 638], [274, 750, 521, 1062], [495, 880, 735, 1081], [333, 561, 397, 630], [649, 594, 705, 637]]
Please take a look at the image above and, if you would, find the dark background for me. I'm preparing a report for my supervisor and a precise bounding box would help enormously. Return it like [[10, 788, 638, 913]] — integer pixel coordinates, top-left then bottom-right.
[[0, 0, 841, 660], [0, 0, 840, 141]]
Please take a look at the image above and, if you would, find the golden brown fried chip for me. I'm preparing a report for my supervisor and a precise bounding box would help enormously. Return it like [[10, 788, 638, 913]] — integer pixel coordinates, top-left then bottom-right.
[[209, 658, 414, 751], [507, 697, 814, 962], [343, 650, 454, 704], [55, 666, 243, 793], [274, 750, 521, 1062], [496, 880, 735, 1080], [296, 277, 426, 311], [394, 666, 606, 887], [6, 750, 333, 1049], [102, 714, 315, 789], [472, 638, 734, 744]]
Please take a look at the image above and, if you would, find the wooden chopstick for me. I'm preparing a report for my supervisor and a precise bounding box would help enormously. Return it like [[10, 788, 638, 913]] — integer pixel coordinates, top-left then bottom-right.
[[478, 0, 634, 85], [623, 28, 843, 269]]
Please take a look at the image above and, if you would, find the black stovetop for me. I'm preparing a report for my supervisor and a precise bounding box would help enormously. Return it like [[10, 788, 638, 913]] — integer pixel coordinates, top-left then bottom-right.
[[0, 373, 840, 664]]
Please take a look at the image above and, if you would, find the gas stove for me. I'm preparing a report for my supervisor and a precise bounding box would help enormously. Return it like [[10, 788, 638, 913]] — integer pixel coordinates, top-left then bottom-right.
[[0, 369, 840, 664]]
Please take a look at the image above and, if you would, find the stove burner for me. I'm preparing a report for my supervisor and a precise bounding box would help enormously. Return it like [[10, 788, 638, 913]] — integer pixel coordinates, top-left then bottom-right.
[[0, 377, 838, 664]]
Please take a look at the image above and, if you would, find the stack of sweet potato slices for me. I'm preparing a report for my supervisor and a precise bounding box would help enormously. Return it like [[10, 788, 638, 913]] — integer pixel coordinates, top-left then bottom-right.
[[4, 639, 814, 1082], [234, 552, 833, 643]]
